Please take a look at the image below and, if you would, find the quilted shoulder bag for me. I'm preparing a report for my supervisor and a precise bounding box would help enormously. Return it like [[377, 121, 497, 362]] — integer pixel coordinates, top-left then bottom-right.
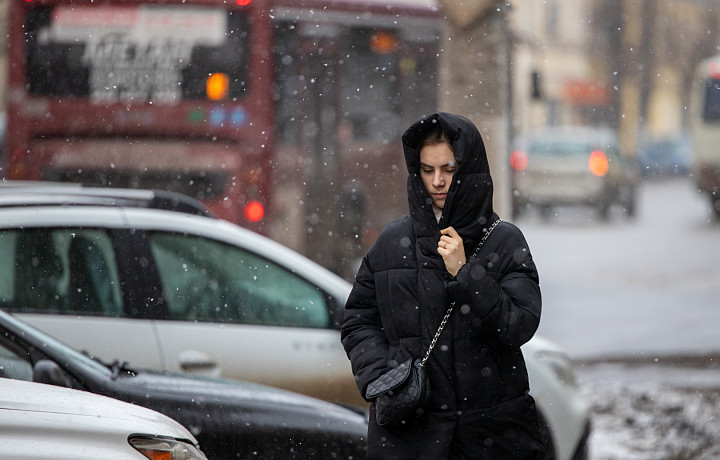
[[365, 219, 502, 426]]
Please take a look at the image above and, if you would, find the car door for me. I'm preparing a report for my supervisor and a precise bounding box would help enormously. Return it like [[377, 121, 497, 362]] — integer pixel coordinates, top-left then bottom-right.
[[0, 226, 163, 368], [145, 231, 364, 408]]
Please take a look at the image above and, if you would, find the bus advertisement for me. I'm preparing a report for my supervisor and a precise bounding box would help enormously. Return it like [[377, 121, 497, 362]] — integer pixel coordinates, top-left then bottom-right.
[[4, 0, 440, 273]]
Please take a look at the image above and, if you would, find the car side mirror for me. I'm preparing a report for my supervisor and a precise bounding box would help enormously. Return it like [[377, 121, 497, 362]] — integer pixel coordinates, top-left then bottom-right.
[[32, 359, 70, 387]]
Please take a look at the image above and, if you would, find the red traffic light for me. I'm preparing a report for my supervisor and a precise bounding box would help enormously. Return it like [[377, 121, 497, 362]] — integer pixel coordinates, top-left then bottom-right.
[[510, 150, 529, 171], [245, 201, 265, 222]]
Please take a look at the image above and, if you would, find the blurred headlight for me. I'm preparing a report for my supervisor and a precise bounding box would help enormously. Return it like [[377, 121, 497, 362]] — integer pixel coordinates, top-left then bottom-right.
[[534, 350, 578, 388], [129, 435, 208, 460]]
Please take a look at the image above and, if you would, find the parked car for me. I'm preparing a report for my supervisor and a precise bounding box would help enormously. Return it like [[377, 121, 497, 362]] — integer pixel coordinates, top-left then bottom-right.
[[636, 133, 693, 178], [0, 182, 590, 460], [0, 308, 368, 459], [0, 378, 206, 460], [511, 126, 638, 220]]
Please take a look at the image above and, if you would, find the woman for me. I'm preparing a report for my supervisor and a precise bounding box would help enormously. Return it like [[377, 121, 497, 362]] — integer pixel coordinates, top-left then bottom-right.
[[341, 112, 546, 459]]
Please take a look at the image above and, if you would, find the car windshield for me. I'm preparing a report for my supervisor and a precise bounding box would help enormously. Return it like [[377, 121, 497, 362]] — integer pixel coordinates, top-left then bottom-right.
[[528, 140, 593, 157], [0, 310, 114, 377]]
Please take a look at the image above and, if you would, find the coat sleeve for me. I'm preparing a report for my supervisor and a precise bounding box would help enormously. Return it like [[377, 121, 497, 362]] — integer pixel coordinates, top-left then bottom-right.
[[445, 224, 541, 348], [340, 255, 389, 400]]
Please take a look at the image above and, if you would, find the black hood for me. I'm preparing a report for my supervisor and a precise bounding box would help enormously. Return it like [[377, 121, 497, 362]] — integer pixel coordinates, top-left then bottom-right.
[[402, 112, 496, 252]]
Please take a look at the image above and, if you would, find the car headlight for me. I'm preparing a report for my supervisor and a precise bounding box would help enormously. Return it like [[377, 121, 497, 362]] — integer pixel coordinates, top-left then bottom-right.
[[129, 435, 208, 460], [534, 350, 578, 388]]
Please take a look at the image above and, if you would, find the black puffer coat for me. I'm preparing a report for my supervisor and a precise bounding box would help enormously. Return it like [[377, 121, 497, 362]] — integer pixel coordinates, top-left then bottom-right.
[[341, 113, 545, 459]]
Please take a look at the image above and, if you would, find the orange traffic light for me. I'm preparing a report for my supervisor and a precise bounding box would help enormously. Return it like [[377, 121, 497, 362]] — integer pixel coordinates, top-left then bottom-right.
[[206, 73, 229, 101]]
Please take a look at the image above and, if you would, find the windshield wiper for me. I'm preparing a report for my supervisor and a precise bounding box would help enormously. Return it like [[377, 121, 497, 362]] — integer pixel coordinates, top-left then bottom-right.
[[109, 359, 136, 379], [80, 350, 137, 379]]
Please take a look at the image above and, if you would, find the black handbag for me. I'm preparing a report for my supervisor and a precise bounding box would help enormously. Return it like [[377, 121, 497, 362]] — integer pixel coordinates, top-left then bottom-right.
[[365, 219, 502, 426], [366, 357, 427, 425]]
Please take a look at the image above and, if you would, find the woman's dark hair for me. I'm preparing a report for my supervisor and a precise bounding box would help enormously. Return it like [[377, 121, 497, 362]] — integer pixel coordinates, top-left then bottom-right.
[[420, 122, 452, 151]]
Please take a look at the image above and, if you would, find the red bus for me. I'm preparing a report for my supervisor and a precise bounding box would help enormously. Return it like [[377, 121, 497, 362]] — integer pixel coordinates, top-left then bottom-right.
[[5, 0, 440, 271]]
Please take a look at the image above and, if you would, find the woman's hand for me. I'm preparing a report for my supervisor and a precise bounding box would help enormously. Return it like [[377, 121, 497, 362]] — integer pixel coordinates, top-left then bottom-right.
[[438, 226, 466, 276]]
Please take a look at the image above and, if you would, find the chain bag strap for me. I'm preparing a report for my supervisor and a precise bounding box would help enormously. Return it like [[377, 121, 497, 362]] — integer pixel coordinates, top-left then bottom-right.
[[420, 218, 502, 366], [366, 218, 502, 425]]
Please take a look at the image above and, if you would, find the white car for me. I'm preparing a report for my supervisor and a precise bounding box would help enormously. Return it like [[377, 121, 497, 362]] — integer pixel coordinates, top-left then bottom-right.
[[511, 126, 638, 220], [0, 183, 590, 459], [0, 378, 206, 460]]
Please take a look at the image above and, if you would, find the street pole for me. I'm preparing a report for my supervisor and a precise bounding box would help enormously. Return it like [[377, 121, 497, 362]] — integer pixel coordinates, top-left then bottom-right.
[[437, 0, 513, 218]]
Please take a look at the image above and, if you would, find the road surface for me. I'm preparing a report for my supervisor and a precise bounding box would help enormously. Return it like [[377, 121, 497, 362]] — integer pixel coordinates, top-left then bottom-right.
[[518, 176, 720, 360], [516, 177, 720, 459]]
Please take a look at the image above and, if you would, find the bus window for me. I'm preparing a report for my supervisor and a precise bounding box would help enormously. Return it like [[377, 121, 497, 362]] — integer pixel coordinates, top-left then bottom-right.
[[703, 79, 720, 121], [273, 23, 303, 147], [341, 27, 401, 142], [25, 5, 249, 103]]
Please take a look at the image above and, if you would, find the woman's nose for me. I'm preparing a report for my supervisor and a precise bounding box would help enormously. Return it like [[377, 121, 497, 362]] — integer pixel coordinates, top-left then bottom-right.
[[433, 172, 444, 187]]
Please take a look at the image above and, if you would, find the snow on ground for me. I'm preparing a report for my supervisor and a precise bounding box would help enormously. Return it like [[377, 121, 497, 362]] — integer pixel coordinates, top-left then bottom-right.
[[575, 357, 720, 459]]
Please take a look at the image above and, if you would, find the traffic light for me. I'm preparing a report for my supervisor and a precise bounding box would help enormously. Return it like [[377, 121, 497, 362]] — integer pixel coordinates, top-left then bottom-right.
[[531, 71, 543, 99]]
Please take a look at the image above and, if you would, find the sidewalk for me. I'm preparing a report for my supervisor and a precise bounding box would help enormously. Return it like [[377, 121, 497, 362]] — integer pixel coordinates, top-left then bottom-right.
[[575, 356, 720, 459]]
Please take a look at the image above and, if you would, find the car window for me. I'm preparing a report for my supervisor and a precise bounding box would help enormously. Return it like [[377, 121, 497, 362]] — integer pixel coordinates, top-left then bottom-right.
[[529, 140, 593, 157], [0, 341, 32, 381], [0, 229, 123, 316], [148, 233, 331, 328]]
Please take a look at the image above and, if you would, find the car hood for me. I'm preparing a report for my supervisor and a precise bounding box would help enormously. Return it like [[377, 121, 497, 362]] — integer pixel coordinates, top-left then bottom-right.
[[0, 378, 195, 440], [107, 368, 368, 433]]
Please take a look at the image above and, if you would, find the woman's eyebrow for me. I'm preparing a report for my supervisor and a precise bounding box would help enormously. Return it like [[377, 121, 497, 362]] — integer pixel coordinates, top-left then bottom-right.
[[419, 161, 457, 168]]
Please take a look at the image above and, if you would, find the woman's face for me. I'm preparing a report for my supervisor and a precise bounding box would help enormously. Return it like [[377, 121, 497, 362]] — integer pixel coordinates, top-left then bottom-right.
[[419, 142, 457, 211]]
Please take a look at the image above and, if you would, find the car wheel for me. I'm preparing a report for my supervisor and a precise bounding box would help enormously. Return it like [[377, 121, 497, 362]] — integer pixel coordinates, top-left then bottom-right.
[[539, 205, 553, 221], [597, 202, 610, 221], [619, 185, 637, 219], [712, 197, 720, 219], [537, 409, 557, 460], [623, 196, 637, 219]]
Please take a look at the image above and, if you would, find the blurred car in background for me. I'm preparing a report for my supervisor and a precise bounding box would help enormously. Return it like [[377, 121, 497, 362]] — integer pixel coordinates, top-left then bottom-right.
[[511, 126, 638, 220], [0, 308, 368, 459], [1, 378, 206, 460], [636, 133, 693, 178], [0, 182, 590, 460]]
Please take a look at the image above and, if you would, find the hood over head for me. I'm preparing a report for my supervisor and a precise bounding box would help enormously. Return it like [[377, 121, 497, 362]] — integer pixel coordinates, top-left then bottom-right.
[[402, 112, 496, 252]]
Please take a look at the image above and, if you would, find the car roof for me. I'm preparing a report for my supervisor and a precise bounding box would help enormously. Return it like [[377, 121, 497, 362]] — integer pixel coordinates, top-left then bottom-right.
[[0, 181, 215, 218]]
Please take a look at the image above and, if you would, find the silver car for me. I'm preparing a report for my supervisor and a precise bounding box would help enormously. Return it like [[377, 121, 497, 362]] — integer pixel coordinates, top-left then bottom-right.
[[0, 183, 590, 460], [0, 378, 206, 460], [511, 126, 638, 220]]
